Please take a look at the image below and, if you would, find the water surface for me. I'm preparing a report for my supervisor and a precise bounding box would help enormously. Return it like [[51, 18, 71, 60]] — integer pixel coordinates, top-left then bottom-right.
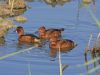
[[0, 0, 100, 75]]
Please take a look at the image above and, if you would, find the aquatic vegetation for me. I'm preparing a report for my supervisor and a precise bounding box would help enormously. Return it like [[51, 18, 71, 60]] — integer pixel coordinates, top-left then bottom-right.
[[44, 0, 71, 7], [58, 45, 63, 75], [0, 37, 5, 46], [81, 33, 100, 74], [82, 0, 92, 4], [0, 18, 15, 37], [0, 46, 34, 60], [87, 7, 100, 27], [7, 0, 26, 9], [77, 0, 100, 27], [0, 0, 26, 17], [14, 16, 27, 23]]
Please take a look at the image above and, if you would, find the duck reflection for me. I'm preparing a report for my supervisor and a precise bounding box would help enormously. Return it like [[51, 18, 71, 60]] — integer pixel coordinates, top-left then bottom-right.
[[0, 37, 5, 46], [17, 41, 42, 50], [50, 48, 72, 58]]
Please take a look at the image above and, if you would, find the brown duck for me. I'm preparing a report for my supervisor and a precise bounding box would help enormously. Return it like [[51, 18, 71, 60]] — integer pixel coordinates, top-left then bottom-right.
[[16, 26, 41, 43], [49, 36, 77, 51], [38, 26, 64, 39]]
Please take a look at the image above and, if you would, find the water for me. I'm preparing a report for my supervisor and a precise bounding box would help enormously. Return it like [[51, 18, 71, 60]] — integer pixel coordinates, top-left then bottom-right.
[[0, 0, 100, 75]]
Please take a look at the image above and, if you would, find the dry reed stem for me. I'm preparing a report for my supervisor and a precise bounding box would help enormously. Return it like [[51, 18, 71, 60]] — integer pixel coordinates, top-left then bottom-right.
[[58, 44, 62, 75], [10, 0, 15, 14], [93, 33, 100, 48], [85, 34, 93, 54], [8, 0, 11, 5]]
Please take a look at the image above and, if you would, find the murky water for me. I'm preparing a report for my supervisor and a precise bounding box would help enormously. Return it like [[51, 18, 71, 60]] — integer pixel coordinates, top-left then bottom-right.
[[0, 0, 100, 75]]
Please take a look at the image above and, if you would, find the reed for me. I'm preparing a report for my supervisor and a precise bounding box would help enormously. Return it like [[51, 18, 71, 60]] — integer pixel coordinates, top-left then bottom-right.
[[87, 65, 100, 74], [90, 52, 98, 75], [93, 33, 100, 49], [0, 47, 34, 60], [10, 0, 15, 14], [58, 44, 62, 75], [87, 7, 100, 27], [77, 56, 100, 67], [85, 34, 93, 54], [8, 0, 11, 5]]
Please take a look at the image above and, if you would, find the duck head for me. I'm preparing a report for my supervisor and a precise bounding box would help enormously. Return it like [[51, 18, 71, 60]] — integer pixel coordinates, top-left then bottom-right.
[[16, 26, 24, 36], [38, 26, 46, 33]]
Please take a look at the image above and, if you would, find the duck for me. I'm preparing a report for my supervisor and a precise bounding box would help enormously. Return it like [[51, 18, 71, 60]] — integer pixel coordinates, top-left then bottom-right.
[[38, 26, 64, 39], [49, 36, 77, 51], [16, 26, 41, 43]]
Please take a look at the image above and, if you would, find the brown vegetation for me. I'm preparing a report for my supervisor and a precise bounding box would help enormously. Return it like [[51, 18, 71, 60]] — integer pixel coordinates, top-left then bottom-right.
[[0, 18, 15, 37]]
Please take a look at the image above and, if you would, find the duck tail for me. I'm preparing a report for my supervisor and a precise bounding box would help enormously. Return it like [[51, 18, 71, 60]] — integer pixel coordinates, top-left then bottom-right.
[[60, 28, 64, 31]]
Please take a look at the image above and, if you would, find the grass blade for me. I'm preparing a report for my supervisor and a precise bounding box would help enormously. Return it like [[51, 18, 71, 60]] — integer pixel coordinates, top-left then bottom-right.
[[87, 7, 100, 27], [77, 56, 100, 67], [85, 34, 93, 54], [0, 47, 34, 60]]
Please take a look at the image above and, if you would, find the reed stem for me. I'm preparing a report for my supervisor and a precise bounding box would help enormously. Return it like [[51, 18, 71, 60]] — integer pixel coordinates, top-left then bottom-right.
[[87, 7, 100, 27], [58, 44, 62, 75], [85, 34, 93, 54], [8, 0, 11, 5], [10, 0, 15, 14]]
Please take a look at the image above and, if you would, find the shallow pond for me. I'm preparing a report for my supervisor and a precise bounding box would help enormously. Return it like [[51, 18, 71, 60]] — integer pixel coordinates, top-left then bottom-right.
[[0, 0, 100, 75]]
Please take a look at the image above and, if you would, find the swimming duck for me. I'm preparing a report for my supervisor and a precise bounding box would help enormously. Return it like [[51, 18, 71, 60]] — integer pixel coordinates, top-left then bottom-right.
[[16, 26, 41, 43], [49, 36, 77, 51], [38, 26, 64, 39]]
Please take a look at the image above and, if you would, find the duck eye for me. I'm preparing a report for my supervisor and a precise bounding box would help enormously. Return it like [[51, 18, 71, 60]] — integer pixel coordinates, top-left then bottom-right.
[[16, 29, 21, 33]]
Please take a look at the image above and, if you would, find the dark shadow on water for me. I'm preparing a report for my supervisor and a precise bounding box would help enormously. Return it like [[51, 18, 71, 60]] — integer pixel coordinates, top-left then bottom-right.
[[0, 37, 5, 46]]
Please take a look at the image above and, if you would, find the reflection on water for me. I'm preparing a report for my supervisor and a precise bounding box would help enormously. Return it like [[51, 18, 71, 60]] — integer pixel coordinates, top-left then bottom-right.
[[44, 0, 71, 7], [0, 37, 5, 46], [16, 41, 41, 49], [50, 48, 72, 58]]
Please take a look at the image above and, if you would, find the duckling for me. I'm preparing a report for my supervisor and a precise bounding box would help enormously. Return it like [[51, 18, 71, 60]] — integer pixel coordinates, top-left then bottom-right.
[[16, 26, 41, 43], [38, 26, 64, 39], [49, 36, 77, 51]]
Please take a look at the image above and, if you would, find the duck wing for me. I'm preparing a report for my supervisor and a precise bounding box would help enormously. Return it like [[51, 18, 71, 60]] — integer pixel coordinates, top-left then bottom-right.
[[25, 34, 40, 39]]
